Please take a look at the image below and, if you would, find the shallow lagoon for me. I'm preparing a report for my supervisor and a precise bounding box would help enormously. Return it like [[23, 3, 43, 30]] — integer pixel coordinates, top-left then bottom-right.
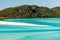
[[0, 18, 60, 40]]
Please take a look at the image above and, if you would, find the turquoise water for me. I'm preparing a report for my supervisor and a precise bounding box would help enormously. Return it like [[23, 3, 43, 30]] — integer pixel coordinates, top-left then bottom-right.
[[0, 18, 60, 40]]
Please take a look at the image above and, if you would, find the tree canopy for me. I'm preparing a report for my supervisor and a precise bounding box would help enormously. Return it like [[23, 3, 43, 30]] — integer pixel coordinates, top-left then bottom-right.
[[0, 5, 60, 19]]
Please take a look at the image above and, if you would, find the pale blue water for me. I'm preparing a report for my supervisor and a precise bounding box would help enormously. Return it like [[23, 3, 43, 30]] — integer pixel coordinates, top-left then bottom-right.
[[0, 18, 60, 40]]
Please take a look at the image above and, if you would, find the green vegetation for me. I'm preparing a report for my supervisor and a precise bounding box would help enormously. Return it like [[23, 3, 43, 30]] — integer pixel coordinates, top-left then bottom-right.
[[0, 5, 60, 19]]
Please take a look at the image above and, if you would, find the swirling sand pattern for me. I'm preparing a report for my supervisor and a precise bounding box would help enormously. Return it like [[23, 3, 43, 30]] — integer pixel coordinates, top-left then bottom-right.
[[0, 18, 60, 40]]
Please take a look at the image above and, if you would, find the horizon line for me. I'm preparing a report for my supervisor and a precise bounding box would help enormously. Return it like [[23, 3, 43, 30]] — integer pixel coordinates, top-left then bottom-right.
[[0, 4, 60, 10]]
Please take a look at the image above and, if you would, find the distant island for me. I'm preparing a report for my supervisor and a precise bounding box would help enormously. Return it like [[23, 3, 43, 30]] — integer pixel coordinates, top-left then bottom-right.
[[0, 5, 60, 20]]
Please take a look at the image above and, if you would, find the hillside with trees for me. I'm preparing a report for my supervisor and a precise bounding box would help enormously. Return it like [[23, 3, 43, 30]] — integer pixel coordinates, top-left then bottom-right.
[[0, 5, 60, 19]]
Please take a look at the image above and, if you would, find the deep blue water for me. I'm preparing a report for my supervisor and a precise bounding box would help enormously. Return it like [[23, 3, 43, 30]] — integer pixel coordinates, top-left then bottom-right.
[[0, 18, 60, 40]]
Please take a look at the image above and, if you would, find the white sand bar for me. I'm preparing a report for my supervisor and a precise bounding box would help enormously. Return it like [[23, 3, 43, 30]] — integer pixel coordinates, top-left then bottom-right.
[[0, 21, 50, 27]]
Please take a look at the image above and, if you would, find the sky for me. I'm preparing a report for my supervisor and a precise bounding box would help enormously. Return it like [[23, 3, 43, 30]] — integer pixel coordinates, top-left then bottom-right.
[[0, 0, 60, 10]]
